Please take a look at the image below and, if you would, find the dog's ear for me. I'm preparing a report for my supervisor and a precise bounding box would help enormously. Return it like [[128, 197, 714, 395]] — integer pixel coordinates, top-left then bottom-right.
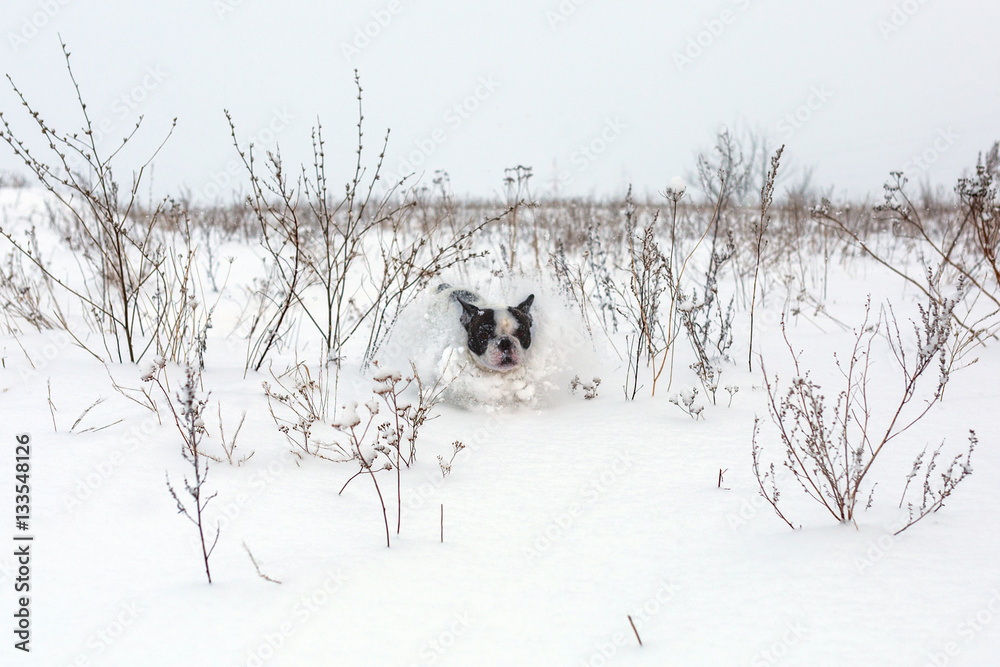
[[456, 296, 482, 326], [515, 294, 534, 314]]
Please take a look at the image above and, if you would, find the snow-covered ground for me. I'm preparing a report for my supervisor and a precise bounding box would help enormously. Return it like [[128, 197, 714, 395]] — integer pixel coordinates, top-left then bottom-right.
[[1, 187, 998, 667]]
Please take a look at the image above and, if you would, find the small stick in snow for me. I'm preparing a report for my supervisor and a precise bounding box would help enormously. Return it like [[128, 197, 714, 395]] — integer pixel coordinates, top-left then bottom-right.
[[243, 542, 281, 584], [628, 615, 643, 647], [440, 504, 444, 543], [70, 396, 106, 432], [47, 379, 58, 432], [718, 468, 728, 489]]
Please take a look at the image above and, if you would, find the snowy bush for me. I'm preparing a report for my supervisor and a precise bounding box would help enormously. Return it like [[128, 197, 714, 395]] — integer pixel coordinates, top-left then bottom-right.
[[334, 364, 448, 547], [752, 289, 977, 533], [144, 361, 221, 584], [0, 41, 207, 364]]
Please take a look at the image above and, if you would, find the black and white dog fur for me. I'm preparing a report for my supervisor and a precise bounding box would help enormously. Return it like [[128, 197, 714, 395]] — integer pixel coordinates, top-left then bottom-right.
[[436, 284, 535, 373]]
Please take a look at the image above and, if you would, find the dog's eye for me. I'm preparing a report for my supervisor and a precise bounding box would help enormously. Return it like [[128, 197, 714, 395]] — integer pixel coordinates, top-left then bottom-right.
[[508, 307, 532, 350], [514, 324, 531, 350], [467, 318, 494, 355]]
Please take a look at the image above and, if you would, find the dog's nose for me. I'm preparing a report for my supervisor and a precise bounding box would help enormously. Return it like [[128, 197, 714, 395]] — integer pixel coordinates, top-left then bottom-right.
[[498, 338, 512, 352]]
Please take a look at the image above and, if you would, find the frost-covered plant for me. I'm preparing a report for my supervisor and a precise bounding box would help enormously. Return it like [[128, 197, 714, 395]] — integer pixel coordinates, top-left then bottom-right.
[[753, 288, 975, 532], [672, 231, 736, 405], [438, 440, 466, 479], [895, 431, 976, 535], [749, 145, 784, 371], [614, 188, 668, 365], [231, 72, 485, 374], [335, 364, 448, 547], [216, 403, 251, 466], [959, 145, 1000, 291], [608, 187, 671, 399], [334, 398, 393, 548], [724, 384, 739, 407], [0, 241, 56, 334], [0, 40, 179, 364], [549, 211, 620, 342], [550, 241, 593, 336], [150, 203, 218, 370], [501, 164, 537, 271], [144, 361, 220, 584], [692, 127, 768, 210], [229, 115, 308, 374], [814, 151, 1000, 340], [264, 361, 346, 461], [619, 173, 729, 400], [570, 375, 602, 400], [669, 387, 704, 420]]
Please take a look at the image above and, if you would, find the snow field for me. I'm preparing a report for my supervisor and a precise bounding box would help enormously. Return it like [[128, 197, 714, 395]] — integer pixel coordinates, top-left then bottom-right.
[[0, 188, 998, 665]]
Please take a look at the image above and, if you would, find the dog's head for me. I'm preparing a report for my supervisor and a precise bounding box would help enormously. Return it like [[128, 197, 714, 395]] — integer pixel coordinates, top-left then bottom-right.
[[456, 294, 534, 372]]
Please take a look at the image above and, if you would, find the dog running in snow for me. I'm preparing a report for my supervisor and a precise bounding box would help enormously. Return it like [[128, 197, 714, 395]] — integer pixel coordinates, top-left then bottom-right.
[[436, 284, 535, 373]]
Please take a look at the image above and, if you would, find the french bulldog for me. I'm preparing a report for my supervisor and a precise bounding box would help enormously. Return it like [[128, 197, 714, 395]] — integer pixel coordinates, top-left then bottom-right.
[[436, 284, 534, 373]]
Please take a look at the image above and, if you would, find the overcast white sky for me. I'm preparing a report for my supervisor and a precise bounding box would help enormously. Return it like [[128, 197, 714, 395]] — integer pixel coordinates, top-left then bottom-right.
[[1, 1, 998, 203]]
